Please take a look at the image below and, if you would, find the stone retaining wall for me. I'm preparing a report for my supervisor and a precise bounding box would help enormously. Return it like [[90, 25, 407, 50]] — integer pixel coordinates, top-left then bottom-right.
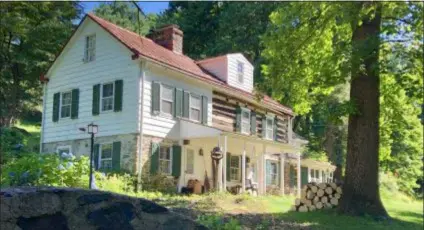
[[0, 187, 207, 230]]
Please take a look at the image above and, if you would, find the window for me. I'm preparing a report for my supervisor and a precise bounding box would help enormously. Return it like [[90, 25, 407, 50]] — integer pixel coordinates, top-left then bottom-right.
[[60, 91, 72, 118], [265, 117, 274, 140], [85, 34, 96, 62], [315, 169, 320, 182], [161, 85, 173, 116], [57, 146, 71, 156], [241, 109, 250, 134], [159, 145, 172, 175], [186, 148, 194, 174], [266, 160, 279, 185], [230, 155, 240, 181], [190, 94, 201, 122], [100, 143, 113, 170], [101, 82, 114, 111], [237, 61, 244, 83]]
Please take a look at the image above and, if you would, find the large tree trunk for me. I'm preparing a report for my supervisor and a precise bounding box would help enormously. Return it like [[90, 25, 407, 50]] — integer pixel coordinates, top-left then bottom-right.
[[338, 2, 388, 217]]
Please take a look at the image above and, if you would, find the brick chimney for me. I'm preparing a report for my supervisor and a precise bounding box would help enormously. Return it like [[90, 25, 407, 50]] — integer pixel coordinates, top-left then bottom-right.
[[147, 24, 183, 54]]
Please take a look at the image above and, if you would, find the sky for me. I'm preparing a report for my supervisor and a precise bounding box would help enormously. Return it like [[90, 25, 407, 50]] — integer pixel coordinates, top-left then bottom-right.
[[81, 1, 170, 15]]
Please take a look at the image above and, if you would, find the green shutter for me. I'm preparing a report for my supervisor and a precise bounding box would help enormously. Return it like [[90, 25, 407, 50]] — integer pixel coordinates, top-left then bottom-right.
[[301, 167, 308, 186], [262, 116, 267, 138], [182, 91, 190, 118], [71, 89, 79, 119], [92, 84, 100, 115], [114, 80, 123, 112], [150, 142, 159, 174], [235, 106, 242, 132], [274, 117, 278, 141], [250, 111, 256, 135], [171, 87, 176, 117], [112, 141, 121, 171], [201, 96, 208, 125], [226, 152, 231, 181], [172, 145, 182, 177], [52, 92, 60, 122], [266, 160, 271, 185], [93, 144, 100, 170], [151, 82, 160, 114], [175, 88, 183, 117]]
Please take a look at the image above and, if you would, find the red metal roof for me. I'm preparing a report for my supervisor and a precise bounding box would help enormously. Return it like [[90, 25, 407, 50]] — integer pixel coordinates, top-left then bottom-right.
[[86, 13, 293, 115]]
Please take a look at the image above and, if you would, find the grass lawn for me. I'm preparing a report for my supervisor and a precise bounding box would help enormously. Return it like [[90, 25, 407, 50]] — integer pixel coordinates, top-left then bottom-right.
[[138, 190, 423, 229], [14, 120, 41, 152]]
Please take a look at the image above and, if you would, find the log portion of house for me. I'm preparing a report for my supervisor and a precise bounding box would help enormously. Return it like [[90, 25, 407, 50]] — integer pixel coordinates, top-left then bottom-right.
[[212, 91, 290, 143]]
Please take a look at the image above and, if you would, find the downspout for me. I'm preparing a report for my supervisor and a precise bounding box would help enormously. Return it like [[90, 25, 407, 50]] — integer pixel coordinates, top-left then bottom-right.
[[39, 82, 47, 153], [137, 61, 146, 190]]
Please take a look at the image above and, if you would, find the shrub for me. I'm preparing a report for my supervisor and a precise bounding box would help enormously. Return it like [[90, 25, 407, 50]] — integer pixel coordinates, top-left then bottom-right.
[[140, 174, 178, 193], [96, 173, 135, 194], [197, 214, 242, 230], [1, 152, 91, 188]]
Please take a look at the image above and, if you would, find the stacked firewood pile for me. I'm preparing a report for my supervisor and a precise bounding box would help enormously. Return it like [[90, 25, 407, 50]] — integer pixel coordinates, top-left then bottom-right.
[[291, 182, 343, 212]]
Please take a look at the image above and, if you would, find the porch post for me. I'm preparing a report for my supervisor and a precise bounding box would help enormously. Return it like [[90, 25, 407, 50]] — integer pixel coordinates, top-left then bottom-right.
[[223, 135, 227, 191], [217, 136, 223, 191], [262, 144, 266, 195], [280, 154, 285, 195], [297, 153, 301, 197], [242, 141, 246, 192]]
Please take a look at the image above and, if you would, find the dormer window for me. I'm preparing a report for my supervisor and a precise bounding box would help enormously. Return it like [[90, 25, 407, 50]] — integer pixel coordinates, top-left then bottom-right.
[[237, 61, 244, 83], [84, 34, 96, 62]]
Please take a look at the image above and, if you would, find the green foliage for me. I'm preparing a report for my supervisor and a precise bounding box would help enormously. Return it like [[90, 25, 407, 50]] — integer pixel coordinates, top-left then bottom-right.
[[0, 126, 39, 164], [140, 173, 178, 194], [1, 153, 90, 188], [197, 214, 242, 230], [0, 2, 81, 126], [96, 173, 135, 194], [93, 2, 157, 35]]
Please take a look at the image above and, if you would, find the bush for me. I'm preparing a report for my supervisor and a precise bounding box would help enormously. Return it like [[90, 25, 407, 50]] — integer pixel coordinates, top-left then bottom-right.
[[1, 152, 91, 188], [140, 174, 178, 194], [197, 214, 241, 230], [96, 173, 135, 194]]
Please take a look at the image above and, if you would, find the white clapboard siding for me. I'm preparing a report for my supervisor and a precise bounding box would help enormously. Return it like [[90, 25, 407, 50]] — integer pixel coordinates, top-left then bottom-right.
[[226, 53, 254, 93], [142, 64, 213, 138], [43, 19, 140, 143]]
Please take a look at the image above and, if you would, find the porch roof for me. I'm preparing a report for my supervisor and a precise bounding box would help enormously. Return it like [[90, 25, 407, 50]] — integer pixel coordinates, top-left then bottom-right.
[[167, 119, 222, 139]]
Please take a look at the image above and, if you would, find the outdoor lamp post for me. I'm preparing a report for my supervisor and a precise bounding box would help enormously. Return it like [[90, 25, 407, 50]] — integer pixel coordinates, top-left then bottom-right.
[[87, 123, 98, 189], [79, 123, 98, 189]]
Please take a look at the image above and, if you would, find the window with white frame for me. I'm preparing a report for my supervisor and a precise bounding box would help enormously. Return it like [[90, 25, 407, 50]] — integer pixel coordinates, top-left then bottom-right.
[[237, 61, 244, 83], [161, 85, 173, 116], [266, 161, 279, 185], [57, 146, 71, 156], [265, 117, 274, 140], [84, 34, 96, 62], [101, 82, 114, 111], [100, 143, 113, 170], [190, 94, 201, 122], [230, 155, 240, 181], [186, 148, 194, 174], [60, 91, 72, 118], [241, 109, 250, 134], [159, 145, 172, 175]]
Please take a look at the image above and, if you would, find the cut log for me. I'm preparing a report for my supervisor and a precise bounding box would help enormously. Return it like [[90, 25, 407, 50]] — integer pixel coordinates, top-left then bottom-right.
[[330, 198, 339, 206], [313, 196, 320, 204], [325, 187, 333, 195], [318, 183, 327, 189], [295, 198, 301, 206], [315, 202, 323, 209], [336, 187, 342, 194], [334, 193, 341, 199], [301, 190, 306, 199], [298, 205, 308, 212], [291, 205, 298, 211], [324, 203, 333, 209], [330, 182, 337, 190], [321, 196, 328, 204], [306, 190, 315, 200], [309, 205, 316, 211], [317, 189, 325, 197], [311, 186, 318, 193]]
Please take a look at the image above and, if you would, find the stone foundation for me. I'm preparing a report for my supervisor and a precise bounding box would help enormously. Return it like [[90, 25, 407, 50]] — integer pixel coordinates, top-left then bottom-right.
[[139, 135, 178, 176], [42, 134, 139, 173], [0, 187, 206, 230]]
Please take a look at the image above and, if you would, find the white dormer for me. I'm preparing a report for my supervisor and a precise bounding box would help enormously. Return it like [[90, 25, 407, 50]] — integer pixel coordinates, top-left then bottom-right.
[[197, 53, 254, 93]]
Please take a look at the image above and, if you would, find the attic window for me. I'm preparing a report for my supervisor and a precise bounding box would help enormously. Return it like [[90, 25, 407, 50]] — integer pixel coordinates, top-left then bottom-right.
[[84, 34, 96, 62], [237, 61, 244, 83]]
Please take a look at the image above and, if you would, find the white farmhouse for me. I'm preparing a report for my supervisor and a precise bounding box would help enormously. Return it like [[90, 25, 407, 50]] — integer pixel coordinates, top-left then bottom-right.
[[40, 13, 335, 196]]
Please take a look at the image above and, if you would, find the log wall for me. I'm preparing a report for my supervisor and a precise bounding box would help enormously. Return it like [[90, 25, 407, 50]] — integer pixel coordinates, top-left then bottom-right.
[[212, 91, 290, 143]]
